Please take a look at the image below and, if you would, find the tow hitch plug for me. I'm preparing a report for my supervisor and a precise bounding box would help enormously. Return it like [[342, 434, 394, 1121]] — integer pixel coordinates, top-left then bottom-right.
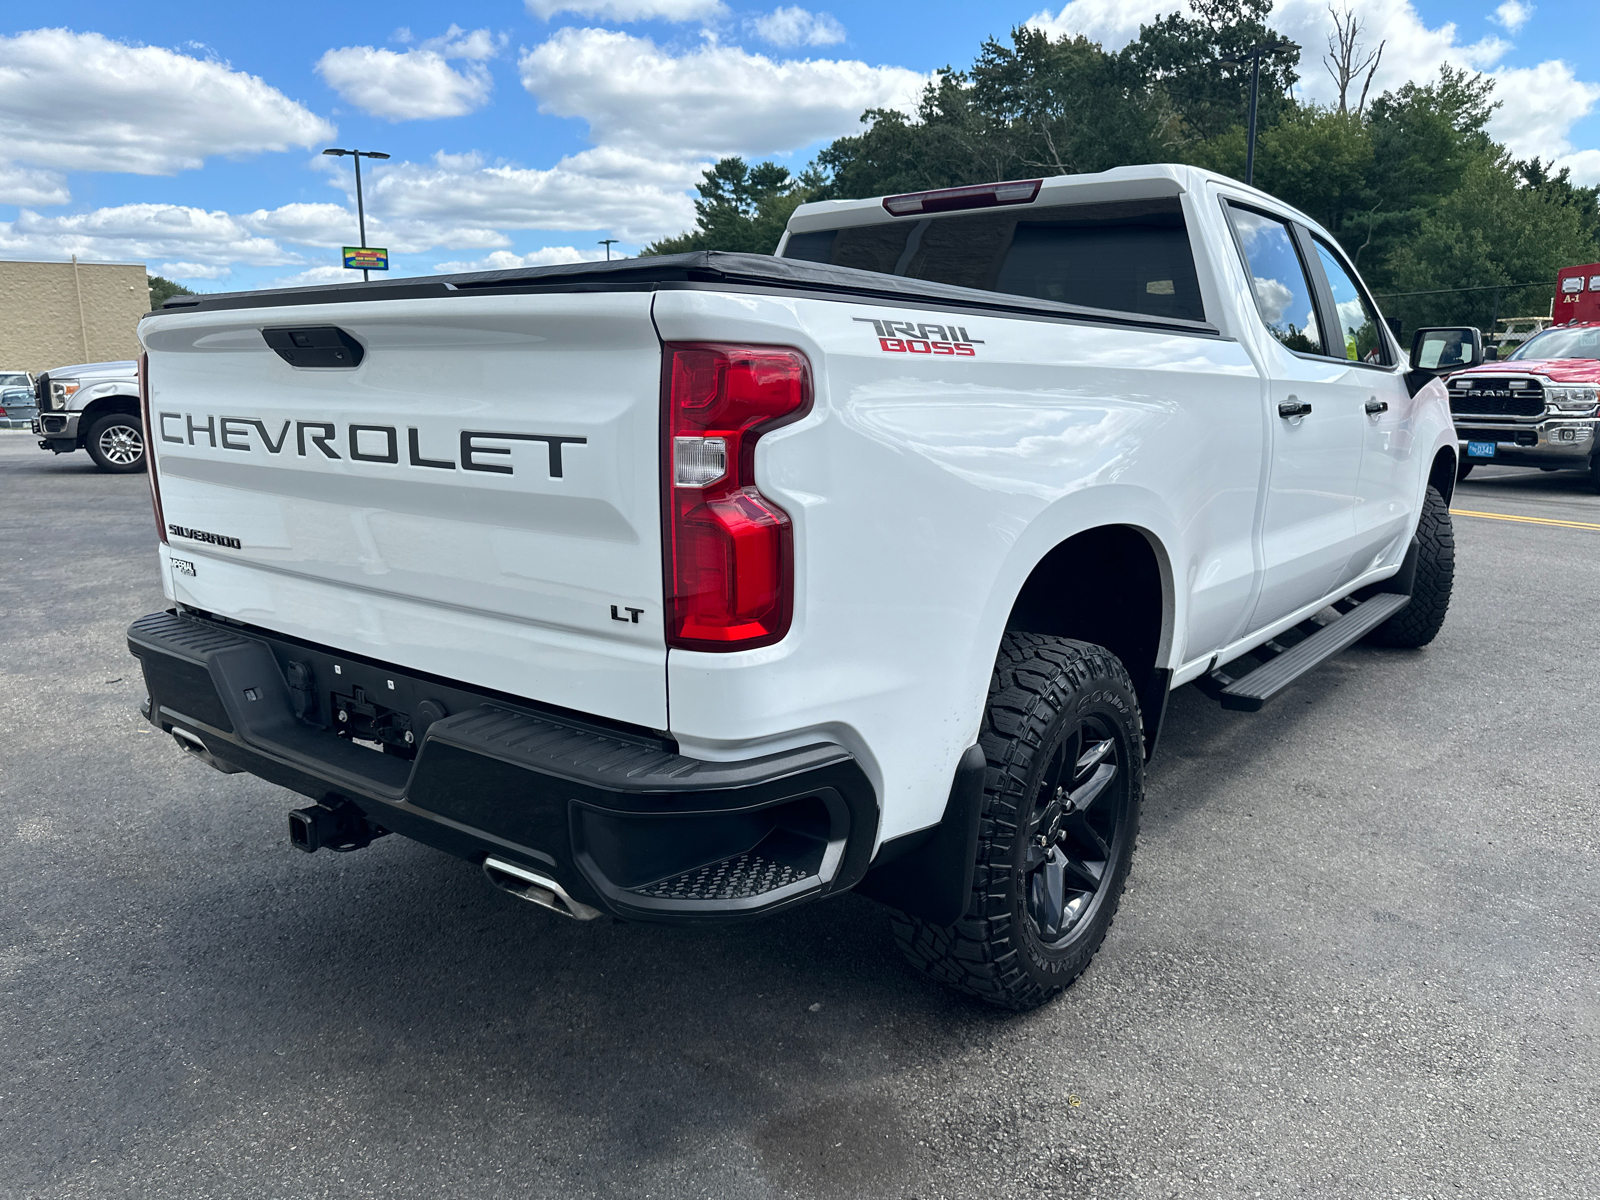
[[288, 798, 385, 854]]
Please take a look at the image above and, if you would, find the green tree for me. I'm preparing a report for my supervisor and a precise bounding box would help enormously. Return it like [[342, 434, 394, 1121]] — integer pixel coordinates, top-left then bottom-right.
[[1383, 155, 1598, 329], [1516, 156, 1600, 248], [1124, 0, 1300, 148], [644, 158, 811, 256], [967, 28, 1164, 175], [147, 274, 194, 309], [1196, 103, 1373, 237], [1355, 66, 1500, 285]]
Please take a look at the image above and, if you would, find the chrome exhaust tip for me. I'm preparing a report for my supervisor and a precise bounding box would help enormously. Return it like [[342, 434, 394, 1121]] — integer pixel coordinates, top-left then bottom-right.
[[170, 727, 242, 774], [482, 856, 603, 920]]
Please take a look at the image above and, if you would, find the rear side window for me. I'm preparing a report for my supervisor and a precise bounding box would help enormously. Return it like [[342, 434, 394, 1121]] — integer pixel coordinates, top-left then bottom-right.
[[1313, 239, 1390, 365], [781, 197, 1204, 322], [1225, 204, 1324, 356]]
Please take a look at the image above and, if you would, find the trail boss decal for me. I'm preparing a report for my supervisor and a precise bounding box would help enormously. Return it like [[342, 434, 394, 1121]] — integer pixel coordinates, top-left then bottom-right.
[[157, 413, 586, 479], [854, 317, 984, 357]]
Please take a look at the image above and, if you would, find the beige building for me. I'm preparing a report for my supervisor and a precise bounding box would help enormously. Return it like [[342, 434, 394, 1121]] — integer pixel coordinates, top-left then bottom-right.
[[0, 258, 148, 372]]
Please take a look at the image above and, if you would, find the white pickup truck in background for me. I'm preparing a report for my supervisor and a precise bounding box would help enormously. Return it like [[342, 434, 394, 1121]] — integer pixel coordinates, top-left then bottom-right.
[[127, 164, 1469, 1010]]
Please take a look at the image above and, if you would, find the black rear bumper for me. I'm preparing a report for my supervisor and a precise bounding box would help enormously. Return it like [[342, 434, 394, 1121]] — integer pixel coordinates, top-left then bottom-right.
[[127, 610, 877, 923]]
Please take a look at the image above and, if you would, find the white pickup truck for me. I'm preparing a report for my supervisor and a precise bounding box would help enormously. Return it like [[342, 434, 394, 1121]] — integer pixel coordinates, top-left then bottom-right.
[[127, 165, 1469, 1010]]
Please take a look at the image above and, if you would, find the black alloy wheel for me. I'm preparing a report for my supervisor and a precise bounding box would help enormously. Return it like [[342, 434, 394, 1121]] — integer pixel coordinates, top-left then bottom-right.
[[1022, 714, 1126, 948], [888, 635, 1143, 1011]]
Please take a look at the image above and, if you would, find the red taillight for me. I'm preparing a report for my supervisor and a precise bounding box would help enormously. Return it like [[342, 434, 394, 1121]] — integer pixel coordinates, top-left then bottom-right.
[[138, 351, 167, 544], [662, 343, 811, 650], [882, 178, 1041, 216]]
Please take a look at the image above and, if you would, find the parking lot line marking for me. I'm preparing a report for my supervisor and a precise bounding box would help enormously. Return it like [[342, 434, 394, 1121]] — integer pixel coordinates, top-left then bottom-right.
[[1451, 507, 1600, 531]]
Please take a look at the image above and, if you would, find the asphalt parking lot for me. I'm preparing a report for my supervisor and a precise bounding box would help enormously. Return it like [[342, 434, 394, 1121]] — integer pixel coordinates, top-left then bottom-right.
[[2, 430, 1596, 1200]]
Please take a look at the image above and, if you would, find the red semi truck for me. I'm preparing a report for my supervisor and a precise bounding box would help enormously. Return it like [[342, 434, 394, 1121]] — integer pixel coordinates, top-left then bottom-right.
[[1448, 261, 1600, 488]]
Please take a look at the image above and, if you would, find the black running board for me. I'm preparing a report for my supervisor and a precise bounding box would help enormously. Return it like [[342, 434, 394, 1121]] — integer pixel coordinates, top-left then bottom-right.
[[1195, 593, 1410, 712]]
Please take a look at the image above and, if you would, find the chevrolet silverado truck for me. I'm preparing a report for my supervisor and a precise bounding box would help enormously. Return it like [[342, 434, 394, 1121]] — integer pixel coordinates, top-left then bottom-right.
[[1447, 266, 1600, 488], [32, 359, 146, 472], [126, 165, 1468, 1010]]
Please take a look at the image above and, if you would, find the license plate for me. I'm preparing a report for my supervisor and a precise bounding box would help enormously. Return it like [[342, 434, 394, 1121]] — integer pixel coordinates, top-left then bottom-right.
[[1467, 440, 1496, 458]]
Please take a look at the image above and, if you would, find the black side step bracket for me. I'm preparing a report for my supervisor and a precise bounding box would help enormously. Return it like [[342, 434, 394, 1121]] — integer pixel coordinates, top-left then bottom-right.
[[1196, 592, 1410, 712]]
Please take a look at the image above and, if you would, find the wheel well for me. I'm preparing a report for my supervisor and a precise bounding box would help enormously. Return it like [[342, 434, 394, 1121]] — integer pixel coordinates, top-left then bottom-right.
[[76, 395, 140, 445], [1005, 525, 1167, 746], [1429, 445, 1457, 503]]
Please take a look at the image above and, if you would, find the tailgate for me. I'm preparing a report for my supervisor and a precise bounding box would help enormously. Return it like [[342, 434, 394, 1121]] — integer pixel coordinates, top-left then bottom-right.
[[140, 292, 667, 728]]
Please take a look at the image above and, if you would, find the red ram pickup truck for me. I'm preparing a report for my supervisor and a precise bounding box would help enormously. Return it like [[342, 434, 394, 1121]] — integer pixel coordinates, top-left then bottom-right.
[[1449, 262, 1600, 488]]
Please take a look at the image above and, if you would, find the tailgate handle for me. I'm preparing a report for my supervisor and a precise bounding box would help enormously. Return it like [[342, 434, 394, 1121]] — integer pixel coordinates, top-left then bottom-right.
[[261, 326, 365, 369]]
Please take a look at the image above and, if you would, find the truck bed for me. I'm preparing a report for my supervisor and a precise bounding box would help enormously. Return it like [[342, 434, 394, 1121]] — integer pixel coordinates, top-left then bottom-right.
[[156, 251, 1219, 337]]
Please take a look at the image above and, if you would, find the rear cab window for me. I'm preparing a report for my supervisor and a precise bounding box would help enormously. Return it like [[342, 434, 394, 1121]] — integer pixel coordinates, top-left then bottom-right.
[[781, 197, 1205, 323]]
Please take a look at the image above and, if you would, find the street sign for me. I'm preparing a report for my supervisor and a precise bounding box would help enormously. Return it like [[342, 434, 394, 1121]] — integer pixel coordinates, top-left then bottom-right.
[[343, 246, 388, 271]]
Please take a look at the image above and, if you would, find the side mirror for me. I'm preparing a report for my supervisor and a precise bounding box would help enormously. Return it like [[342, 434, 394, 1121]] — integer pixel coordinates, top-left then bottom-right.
[[1406, 326, 1482, 396], [1410, 326, 1483, 372], [1484, 345, 1499, 361]]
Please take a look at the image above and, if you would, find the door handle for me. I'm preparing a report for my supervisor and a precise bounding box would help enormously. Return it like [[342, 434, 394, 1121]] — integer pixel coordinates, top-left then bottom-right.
[[1365, 399, 1389, 414], [1277, 401, 1312, 418]]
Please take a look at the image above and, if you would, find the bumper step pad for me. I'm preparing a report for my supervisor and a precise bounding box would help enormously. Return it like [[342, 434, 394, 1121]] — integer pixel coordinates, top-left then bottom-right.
[[634, 852, 808, 902], [1197, 592, 1409, 712]]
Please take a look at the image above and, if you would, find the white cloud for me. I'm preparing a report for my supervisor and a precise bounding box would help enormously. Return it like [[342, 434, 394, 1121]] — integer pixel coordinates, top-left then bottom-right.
[[317, 26, 502, 121], [1025, 0, 1164, 49], [432, 247, 609, 273], [0, 162, 69, 206], [157, 261, 232, 280], [1492, 2, 1533, 33], [266, 265, 359, 289], [417, 25, 502, 59], [519, 28, 927, 158], [1487, 60, 1600, 175], [524, 0, 727, 20], [1558, 150, 1600, 186], [0, 204, 299, 268], [0, 29, 334, 175], [359, 149, 698, 244], [750, 7, 847, 47]]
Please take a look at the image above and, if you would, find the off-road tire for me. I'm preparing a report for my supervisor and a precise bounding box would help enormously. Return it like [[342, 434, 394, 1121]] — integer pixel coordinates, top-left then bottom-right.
[[84, 412, 146, 473], [1588, 453, 1600, 495], [889, 634, 1143, 1011], [1364, 485, 1454, 648]]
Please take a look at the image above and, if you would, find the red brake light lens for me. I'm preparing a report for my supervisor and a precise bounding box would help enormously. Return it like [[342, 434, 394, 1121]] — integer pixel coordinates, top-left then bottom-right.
[[662, 344, 811, 650], [138, 351, 167, 544], [882, 178, 1041, 216]]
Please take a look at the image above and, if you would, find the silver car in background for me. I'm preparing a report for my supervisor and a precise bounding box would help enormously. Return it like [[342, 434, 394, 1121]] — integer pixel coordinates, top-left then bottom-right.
[[0, 371, 35, 427], [1, 385, 38, 428]]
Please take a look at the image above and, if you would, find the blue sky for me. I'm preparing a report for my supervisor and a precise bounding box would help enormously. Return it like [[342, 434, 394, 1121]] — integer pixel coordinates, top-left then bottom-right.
[[2, 0, 1596, 293]]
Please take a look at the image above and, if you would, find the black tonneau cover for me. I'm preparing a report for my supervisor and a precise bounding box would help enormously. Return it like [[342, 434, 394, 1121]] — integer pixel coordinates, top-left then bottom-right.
[[149, 250, 1218, 336]]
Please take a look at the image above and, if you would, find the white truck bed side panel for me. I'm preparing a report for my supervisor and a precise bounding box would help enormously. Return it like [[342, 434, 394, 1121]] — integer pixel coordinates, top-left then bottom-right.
[[655, 291, 1263, 841]]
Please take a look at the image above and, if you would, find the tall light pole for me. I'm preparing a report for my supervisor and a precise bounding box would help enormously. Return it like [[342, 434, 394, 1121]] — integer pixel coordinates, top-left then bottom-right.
[[1217, 40, 1294, 187], [322, 148, 390, 280], [599, 238, 619, 261]]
